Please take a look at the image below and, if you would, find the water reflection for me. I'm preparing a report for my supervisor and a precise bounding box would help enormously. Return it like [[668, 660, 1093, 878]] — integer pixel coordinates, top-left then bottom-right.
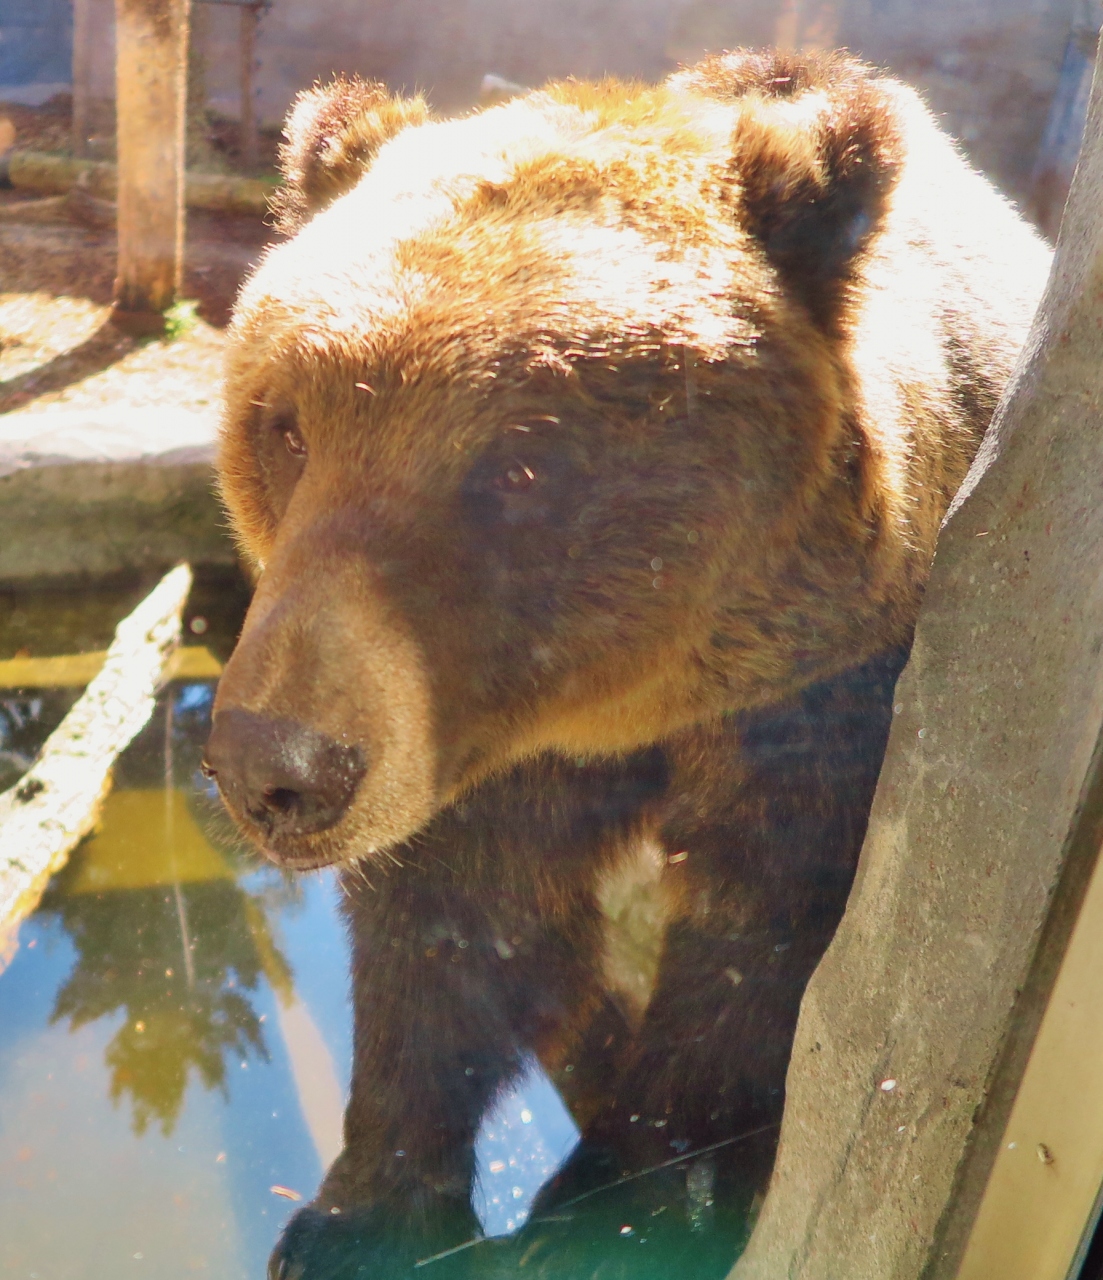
[[0, 672, 329, 1279], [0, 688, 79, 791], [32, 685, 295, 1138], [42, 873, 275, 1136], [0, 668, 760, 1278]]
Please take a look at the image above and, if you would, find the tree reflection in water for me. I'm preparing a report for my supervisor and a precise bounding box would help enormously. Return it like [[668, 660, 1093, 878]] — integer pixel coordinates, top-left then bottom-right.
[[41, 879, 276, 1135], [17, 679, 761, 1275], [34, 681, 298, 1138]]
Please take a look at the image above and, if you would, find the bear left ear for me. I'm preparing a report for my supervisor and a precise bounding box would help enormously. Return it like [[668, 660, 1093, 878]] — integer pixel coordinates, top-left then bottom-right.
[[274, 77, 431, 233], [704, 53, 905, 327]]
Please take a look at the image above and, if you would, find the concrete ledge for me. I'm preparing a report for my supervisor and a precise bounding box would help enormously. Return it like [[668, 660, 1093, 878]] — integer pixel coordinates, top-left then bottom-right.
[[0, 407, 236, 585]]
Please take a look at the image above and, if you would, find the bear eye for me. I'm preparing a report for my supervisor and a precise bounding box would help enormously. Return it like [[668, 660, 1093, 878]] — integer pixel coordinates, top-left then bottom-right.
[[283, 424, 307, 457], [496, 462, 536, 492]]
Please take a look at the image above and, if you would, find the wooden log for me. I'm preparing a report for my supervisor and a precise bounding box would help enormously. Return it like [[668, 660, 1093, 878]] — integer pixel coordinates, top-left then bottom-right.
[[112, 0, 192, 330], [0, 565, 191, 960], [5, 149, 277, 216], [732, 40, 1103, 1280]]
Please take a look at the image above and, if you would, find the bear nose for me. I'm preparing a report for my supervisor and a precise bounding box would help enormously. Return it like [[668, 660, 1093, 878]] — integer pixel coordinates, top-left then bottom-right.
[[203, 709, 366, 840]]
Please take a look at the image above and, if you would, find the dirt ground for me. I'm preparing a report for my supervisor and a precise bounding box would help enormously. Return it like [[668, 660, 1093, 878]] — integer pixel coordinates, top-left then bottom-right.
[[0, 88, 280, 423], [0, 188, 273, 420]]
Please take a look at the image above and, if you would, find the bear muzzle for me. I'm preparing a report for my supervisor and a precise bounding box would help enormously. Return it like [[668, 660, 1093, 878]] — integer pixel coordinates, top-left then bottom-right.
[[204, 708, 368, 863]]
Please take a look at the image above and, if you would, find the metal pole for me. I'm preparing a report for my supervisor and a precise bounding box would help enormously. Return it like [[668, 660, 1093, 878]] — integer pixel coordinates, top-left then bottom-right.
[[239, 2, 259, 173], [71, 0, 94, 158]]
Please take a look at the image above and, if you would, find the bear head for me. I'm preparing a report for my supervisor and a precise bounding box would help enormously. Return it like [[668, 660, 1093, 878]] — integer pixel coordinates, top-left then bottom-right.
[[206, 51, 905, 869]]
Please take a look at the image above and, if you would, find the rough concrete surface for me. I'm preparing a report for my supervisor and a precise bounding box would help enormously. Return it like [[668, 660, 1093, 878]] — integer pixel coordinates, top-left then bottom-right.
[[732, 43, 1103, 1280], [0, 406, 234, 585]]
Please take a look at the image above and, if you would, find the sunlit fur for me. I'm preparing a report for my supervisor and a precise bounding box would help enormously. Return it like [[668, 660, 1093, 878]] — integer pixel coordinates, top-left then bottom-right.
[[215, 54, 1052, 1264], [215, 49, 1048, 869]]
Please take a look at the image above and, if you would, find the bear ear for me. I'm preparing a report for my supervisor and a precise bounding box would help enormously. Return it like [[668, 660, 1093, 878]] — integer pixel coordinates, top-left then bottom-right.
[[274, 77, 431, 232], [684, 51, 905, 326]]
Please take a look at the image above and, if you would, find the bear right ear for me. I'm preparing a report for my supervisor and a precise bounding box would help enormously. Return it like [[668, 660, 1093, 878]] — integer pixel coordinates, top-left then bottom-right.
[[274, 77, 431, 233]]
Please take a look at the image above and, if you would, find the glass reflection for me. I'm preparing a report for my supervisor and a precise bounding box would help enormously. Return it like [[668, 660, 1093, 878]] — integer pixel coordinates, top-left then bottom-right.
[[0, 689, 79, 792]]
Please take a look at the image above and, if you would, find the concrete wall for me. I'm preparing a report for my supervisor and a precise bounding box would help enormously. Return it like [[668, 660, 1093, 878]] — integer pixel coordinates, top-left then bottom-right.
[[835, 0, 1097, 207], [41, 0, 1103, 218], [190, 0, 1097, 210]]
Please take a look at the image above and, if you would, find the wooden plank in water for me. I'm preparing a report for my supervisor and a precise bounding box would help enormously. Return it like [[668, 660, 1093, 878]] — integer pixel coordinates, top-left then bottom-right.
[[0, 564, 192, 950]]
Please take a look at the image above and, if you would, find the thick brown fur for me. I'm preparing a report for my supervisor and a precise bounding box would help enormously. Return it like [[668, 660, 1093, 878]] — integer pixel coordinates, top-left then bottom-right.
[[209, 50, 1049, 1273], [272, 76, 432, 233]]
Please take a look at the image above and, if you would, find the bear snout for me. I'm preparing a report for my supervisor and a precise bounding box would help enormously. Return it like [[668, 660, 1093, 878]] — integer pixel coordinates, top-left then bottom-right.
[[204, 708, 367, 858]]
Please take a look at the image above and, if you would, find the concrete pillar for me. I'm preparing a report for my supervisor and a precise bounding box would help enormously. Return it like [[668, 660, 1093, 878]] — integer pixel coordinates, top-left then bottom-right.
[[112, 0, 191, 330]]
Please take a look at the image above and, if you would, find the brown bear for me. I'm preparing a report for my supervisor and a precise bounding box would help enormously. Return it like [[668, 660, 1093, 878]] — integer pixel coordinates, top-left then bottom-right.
[[204, 48, 1049, 1274]]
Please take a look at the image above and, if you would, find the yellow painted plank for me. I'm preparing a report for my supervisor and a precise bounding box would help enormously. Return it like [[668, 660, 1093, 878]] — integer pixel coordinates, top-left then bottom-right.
[[65, 788, 234, 894], [0, 645, 222, 689], [955, 841, 1103, 1280], [168, 646, 224, 680], [0, 651, 104, 687]]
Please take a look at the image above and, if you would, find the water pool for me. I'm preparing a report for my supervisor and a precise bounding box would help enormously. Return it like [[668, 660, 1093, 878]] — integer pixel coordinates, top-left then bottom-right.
[[0, 580, 760, 1279]]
